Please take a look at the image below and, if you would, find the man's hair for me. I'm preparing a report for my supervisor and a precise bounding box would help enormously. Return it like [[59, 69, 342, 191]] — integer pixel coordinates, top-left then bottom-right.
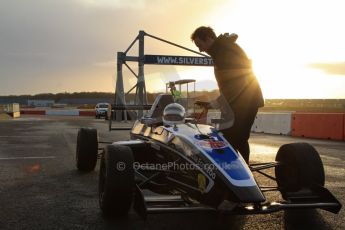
[[191, 26, 217, 42]]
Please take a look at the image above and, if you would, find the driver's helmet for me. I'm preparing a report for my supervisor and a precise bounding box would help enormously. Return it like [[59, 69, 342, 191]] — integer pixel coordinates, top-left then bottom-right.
[[163, 103, 186, 125]]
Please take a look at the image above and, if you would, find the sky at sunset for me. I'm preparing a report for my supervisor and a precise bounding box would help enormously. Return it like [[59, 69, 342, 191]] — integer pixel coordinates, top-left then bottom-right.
[[1, 0, 345, 99]]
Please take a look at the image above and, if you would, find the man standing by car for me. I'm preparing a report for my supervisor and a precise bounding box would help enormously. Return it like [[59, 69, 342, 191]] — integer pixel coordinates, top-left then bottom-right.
[[191, 26, 264, 163]]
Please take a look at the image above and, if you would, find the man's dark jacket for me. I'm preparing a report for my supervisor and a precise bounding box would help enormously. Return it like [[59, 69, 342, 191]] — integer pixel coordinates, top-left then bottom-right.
[[208, 34, 264, 109]]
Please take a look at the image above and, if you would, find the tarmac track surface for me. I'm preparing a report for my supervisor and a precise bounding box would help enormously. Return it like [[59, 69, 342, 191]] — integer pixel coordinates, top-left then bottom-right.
[[0, 115, 344, 230]]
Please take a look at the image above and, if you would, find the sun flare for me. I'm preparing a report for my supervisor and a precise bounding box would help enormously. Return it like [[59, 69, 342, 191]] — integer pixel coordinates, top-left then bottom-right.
[[200, 0, 345, 99]]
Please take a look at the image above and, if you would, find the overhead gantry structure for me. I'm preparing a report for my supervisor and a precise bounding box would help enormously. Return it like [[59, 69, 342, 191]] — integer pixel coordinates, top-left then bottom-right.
[[114, 30, 213, 121]]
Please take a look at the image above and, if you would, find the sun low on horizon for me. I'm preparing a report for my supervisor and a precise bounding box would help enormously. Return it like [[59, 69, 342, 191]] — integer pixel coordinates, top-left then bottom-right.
[[146, 0, 345, 99], [1, 0, 345, 99], [203, 0, 345, 99]]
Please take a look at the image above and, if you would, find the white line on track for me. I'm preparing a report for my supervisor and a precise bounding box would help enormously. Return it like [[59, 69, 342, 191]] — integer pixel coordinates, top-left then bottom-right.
[[0, 156, 56, 160]]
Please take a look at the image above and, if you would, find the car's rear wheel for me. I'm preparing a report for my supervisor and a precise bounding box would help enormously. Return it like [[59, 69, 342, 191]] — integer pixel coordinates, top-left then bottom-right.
[[275, 142, 325, 193], [99, 144, 135, 218], [76, 128, 98, 172]]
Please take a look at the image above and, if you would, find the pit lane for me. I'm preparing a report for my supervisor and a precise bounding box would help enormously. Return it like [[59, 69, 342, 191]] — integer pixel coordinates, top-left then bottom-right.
[[0, 115, 343, 230]]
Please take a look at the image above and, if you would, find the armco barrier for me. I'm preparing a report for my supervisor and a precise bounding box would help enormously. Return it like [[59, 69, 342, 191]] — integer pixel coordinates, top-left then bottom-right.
[[292, 113, 344, 141], [251, 112, 292, 135], [79, 110, 95, 116], [46, 109, 79, 116], [20, 109, 96, 116]]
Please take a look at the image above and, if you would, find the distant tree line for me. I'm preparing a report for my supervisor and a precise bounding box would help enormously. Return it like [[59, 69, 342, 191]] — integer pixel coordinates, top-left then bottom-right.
[[2, 91, 344, 112], [0, 92, 115, 101]]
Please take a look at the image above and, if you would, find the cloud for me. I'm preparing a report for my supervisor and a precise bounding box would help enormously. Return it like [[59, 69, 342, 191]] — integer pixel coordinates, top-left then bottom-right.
[[0, 0, 225, 95], [308, 62, 345, 76], [77, 0, 145, 9]]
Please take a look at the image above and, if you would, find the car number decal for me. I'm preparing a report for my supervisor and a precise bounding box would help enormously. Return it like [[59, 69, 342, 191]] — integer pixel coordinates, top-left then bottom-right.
[[197, 140, 226, 150]]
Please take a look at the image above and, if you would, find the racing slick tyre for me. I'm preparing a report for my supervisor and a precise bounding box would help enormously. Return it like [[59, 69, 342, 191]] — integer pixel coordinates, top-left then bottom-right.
[[275, 142, 325, 193], [99, 144, 135, 218], [76, 128, 98, 172]]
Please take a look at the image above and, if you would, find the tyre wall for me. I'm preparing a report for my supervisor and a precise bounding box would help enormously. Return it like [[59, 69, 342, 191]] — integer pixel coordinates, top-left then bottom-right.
[[17, 109, 345, 141], [79, 110, 96, 116], [21, 110, 46, 115]]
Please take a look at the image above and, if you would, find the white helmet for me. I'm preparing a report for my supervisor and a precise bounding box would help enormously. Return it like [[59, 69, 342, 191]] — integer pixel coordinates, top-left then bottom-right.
[[163, 103, 186, 125]]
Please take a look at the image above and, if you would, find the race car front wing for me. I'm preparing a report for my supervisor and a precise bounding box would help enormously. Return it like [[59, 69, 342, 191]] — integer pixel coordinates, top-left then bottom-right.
[[133, 184, 341, 219]]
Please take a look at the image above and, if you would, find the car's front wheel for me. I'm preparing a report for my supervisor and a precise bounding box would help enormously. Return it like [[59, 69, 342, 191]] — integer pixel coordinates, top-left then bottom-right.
[[275, 142, 325, 194], [99, 144, 135, 218]]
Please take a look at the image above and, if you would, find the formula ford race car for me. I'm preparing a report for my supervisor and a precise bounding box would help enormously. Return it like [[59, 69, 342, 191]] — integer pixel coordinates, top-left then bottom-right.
[[75, 94, 342, 219]]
